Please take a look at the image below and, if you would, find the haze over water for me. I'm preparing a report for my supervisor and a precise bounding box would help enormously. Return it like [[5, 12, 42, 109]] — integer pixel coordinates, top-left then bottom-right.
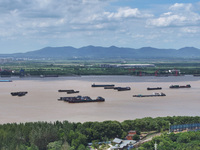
[[0, 75, 199, 124]]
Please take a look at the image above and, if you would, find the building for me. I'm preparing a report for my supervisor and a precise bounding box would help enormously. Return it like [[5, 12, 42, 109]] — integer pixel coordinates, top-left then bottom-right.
[[126, 130, 137, 140], [111, 138, 136, 150], [170, 123, 200, 132]]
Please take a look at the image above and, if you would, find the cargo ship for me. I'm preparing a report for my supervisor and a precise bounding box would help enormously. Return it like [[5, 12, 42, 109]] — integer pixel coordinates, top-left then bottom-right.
[[169, 84, 191, 88], [147, 87, 162, 90], [58, 96, 105, 103], [133, 92, 166, 97], [11, 91, 28, 97], [91, 83, 115, 87]]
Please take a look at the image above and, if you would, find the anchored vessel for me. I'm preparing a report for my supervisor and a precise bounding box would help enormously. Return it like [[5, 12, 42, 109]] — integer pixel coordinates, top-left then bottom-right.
[[133, 92, 166, 97], [91, 83, 115, 87], [11, 91, 28, 97], [169, 84, 191, 88], [58, 96, 105, 103], [147, 87, 162, 90]]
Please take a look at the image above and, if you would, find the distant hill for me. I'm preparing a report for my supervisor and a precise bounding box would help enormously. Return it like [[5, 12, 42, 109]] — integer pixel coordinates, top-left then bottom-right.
[[0, 46, 200, 59]]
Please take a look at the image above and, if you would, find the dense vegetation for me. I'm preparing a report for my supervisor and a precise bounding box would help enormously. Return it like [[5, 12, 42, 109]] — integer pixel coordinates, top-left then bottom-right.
[[0, 116, 200, 150], [137, 131, 200, 150], [1, 61, 200, 76]]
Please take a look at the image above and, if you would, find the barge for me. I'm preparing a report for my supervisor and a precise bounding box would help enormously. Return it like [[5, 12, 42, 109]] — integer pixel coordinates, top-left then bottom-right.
[[67, 90, 79, 94], [92, 83, 115, 87], [114, 87, 131, 91], [11, 91, 28, 97], [117, 87, 131, 91], [58, 95, 105, 103], [0, 80, 12, 82], [133, 92, 166, 97], [147, 87, 162, 90], [169, 84, 191, 88]]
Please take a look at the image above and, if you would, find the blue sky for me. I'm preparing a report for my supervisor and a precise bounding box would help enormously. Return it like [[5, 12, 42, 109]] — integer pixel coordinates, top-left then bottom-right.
[[0, 0, 200, 53]]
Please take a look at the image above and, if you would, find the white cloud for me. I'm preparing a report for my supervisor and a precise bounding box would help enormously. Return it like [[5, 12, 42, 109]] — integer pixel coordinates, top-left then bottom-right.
[[181, 27, 199, 33], [169, 3, 192, 11], [147, 3, 200, 27], [147, 15, 186, 27], [162, 12, 172, 16], [104, 7, 153, 20], [0, 0, 200, 53], [107, 7, 140, 19]]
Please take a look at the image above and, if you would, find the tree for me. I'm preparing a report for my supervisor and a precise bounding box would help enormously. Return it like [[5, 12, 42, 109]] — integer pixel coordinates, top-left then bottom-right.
[[132, 134, 140, 140], [47, 141, 62, 150]]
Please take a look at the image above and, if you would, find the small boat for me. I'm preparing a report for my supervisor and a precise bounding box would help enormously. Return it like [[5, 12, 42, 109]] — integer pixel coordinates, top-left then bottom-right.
[[133, 92, 166, 97], [147, 87, 162, 90]]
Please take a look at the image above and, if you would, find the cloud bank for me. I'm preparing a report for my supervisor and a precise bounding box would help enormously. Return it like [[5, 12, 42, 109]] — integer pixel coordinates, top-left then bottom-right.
[[0, 0, 199, 53]]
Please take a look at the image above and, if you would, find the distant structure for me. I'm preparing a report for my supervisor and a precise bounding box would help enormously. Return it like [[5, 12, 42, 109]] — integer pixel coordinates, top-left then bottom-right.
[[100, 64, 155, 68], [0, 58, 13, 64], [170, 123, 200, 132], [20, 69, 25, 77]]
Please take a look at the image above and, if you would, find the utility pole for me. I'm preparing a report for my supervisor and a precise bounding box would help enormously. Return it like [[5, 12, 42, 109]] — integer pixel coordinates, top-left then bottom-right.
[[154, 141, 157, 150]]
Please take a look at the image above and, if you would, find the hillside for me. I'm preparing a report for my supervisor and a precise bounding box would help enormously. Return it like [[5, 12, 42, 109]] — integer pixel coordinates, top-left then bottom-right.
[[0, 46, 200, 59]]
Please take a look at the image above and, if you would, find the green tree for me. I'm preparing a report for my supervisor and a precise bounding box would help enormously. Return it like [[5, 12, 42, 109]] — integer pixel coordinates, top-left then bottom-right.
[[47, 141, 62, 150]]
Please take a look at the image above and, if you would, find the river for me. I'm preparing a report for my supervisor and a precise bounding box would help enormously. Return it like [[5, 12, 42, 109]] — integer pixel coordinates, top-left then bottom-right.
[[0, 75, 199, 124]]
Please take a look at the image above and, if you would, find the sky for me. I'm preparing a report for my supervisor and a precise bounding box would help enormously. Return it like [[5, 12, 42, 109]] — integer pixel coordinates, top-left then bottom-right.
[[0, 0, 200, 53]]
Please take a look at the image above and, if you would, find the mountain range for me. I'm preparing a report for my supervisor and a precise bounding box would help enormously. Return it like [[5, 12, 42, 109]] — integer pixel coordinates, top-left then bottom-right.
[[1, 46, 200, 59]]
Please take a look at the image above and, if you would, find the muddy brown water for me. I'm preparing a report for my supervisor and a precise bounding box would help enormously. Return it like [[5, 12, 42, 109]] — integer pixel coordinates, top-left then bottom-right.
[[0, 75, 199, 124]]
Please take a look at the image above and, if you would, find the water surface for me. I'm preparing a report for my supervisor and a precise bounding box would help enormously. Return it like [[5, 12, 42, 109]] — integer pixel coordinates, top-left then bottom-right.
[[0, 75, 199, 124]]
